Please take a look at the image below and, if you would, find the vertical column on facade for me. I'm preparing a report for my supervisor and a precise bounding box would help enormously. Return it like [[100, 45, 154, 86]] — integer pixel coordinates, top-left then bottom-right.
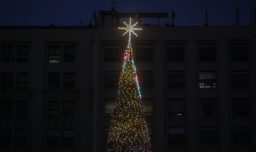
[[154, 40, 166, 151], [218, 39, 230, 152], [29, 41, 45, 152], [186, 40, 198, 152], [250, 38, 256, 152], [92, 38, 104, 152]]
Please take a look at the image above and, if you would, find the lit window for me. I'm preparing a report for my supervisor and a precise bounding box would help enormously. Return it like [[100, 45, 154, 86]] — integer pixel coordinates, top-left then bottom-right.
[[17, 45, 30, 63], [16, 72, 29, 89], [48, 45, 61, 63], [167, 42, 184, 61], [1, 45, 14, 63], [64, 45, 76, 63], [233, 126, 251, 144], [231, 42, 248, 61], [63, 72, 75, 89], [168, 127, 186, 144], [48, 100, 61, 119], [231, 71, 249, 89], [167, 71, 184, 89], [168, 98, 185, 118], [16, 100, 28, 119], [63, 129, 75, 147], [48, 72, 61, 90], [200, 98, 217, 118], [1, 72, 14, 89], [232, 98, 250, 119], [198, 72, 216, 89], [47, 128, 59, 146], [200, 126, 218, 144], [198, 42, 216, 61], [15, 128, 27, 146]]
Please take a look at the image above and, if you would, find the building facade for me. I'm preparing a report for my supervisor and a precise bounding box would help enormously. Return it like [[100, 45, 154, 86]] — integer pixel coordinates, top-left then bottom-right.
[[0, 10, 256, 152]]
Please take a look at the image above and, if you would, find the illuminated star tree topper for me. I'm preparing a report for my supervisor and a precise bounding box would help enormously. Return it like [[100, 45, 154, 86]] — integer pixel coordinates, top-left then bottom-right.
[[118, 17, 142, 48]]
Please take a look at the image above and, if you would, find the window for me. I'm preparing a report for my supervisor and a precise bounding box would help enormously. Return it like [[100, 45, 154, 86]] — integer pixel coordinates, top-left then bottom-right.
[[198, 72, 216, 89], [63, 100, 75, 119], [167, 42, 184, 61], [137, 71, 153, 88], [17, 45, 30, 63], [233, 126, 251, 144], [15, 128, 27, 146], [167, 71, 184, 89], [104, 44, 122, 61], [48, 45, 61, 63], [168, 98, 185, 118], [231, 43, 248, 61], [63, 45, 76, 63], [231, 71, 249, 89], [48, 100, 61, 119], [63, 72, 75, 89], [104, 72, 119, 88], [134, 44, 153, 61], [16, 100, 28, 119], [198, 42, 216, 61], [0, 100, 12, 119], [1, 45, 14, 63], [48, 72, 61, 90], [63, 129, 75, 147], [200, 98, 217, 118], [47, 128, 59, 146], [1, 72, 14, 89], [168, 127, 186, 144], [16, 72, 29, 89], [0, 128, 11, 147], [232, 98, 250, 118], [200, 126, 218, 144]]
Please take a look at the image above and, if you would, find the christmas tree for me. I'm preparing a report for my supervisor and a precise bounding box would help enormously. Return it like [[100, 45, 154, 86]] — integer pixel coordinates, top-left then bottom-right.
[[107, 18, 152, 152]]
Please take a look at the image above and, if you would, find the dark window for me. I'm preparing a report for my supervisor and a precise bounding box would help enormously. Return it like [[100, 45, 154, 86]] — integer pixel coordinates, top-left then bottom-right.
[[63, 72, 75, 89], [198, 72, 216, 89], [104, 44, 122, 61], [233, 126, 251, 144], [48, 45, 61, 63], [63, 129, 75, 147], [48, 100, 61, 119], [15, 128, 27, 146], [137, 71, 153, 88], [231, 43, 248, 61], [16, 72, 29, 89], [1, 45, 14, 63], [0, 128, 12, 147], [200, 98, 217, 118], [232, 98, 250, 118], [47, 128, 59, 146], [134, 45, 153, 61], [0, 100, 12, 119], [17, 45, 30, 63], [63, 45, 76, 63], [168, 127, 186, 144], [16, 100, 28, 119], [167, 42, 184, 61], [48, 72, 61, 90], [63, 100, 75, 119], [168, 98, 185, 118], [104, 72, 119, 88], [231, 71, 249, 89], [200, 127, 218, 144], [1, 72, 14, 89], [167, 71, 184, 89], [198, 42, 216, 61]]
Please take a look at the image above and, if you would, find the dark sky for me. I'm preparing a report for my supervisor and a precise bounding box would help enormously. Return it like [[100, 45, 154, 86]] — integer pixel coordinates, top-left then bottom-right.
[[0, 0, 256, 26]]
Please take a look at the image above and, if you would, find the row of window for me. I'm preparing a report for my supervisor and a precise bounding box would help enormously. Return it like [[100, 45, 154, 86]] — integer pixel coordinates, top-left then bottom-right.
[[47, 100, 76, 119], [168, 126, 251, 145], [168, 98, 250, 119], [48, 72, 75, 90], [0, 100, 28, 119], [0, 128, 27, 147]]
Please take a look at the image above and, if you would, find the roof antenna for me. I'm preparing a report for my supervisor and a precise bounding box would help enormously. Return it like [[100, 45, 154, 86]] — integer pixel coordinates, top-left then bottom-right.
[[171, 9, 176, 26], [204, 8, 208, 26], [112, 0, 117, 11], [236, 8, 240, 25], [252, 8, 256, 26]]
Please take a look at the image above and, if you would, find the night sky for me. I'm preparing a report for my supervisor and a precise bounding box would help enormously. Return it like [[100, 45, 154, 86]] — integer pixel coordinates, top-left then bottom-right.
[[0, 0, 256, 26]]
